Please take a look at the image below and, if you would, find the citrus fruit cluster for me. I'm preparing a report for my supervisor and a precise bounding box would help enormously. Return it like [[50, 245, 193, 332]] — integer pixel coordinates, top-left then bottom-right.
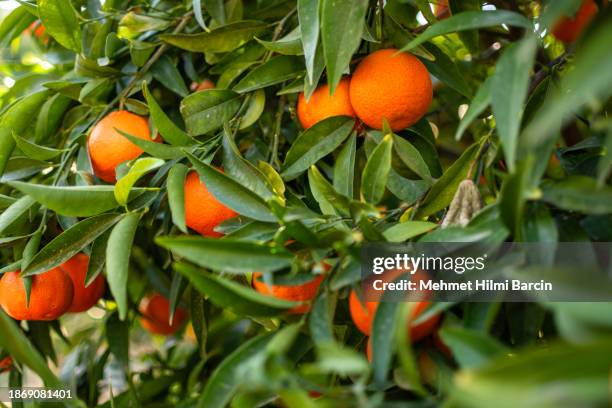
[[297, 48, 433, 132], [0, 253, 104, 320]]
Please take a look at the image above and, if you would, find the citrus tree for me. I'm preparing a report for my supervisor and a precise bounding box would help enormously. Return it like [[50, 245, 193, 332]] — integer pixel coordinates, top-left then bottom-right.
[[0, 0, 612, 407]]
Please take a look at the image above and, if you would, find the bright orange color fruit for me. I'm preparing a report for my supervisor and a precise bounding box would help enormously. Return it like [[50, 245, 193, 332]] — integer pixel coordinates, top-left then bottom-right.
[[434, 0, 450, 19], [349, 269, 440, 341], [88, 110, 153, 183], [252, 271, 325, 314], [0, 356, 12, 373], [139, 294, 187, 335], [191, 79, 216, 92], [0, 268, 74, 321], [349, 49, 432, 131], [297, 77, 356, 129], [184, 170, 237, 237], [551, 0, 600, 43], [60, 253, 106, 313]]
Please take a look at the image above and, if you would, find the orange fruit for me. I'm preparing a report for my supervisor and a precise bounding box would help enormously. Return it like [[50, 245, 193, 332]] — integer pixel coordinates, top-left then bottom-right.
[[252, 271, 325, 314], [434, 0, 450, 19], [191, 79, 216, 92], [0, 356, 11, 372], [0, 268, 74, 321], [297, 77, 356, 129], [60, 253, 106, 313], [349, 269, 440, 341], [139, 293, 187, 335], [349, 49, 432, 131], [184, 170, 237, 237], [88, 110, 153, 183], [551, 0, 600, 43]]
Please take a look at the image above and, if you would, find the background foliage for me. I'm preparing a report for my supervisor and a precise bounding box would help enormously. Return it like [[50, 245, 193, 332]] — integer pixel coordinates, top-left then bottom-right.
[[0, 0, 612, 407]]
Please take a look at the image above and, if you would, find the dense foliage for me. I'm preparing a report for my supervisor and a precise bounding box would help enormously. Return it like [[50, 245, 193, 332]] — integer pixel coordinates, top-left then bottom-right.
[[0, 0, 611, 407]]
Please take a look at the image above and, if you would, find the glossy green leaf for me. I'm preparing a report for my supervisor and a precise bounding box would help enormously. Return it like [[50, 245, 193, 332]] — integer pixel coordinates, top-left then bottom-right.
[[491, 35, 537, 171], [21, 213, 122, 277], [298, 0, 320, 82], [401, 10, 532, 51], [175, 262, 297, 315], [151, 55, 189, 97], [233, 55, 304, 93], [239, 89, 266, 129], [541, 176, 612, 215], [180, 89, 241, 135], [0, 195, 37, 235], [439, 326, 508, 369], [0, 6, 36, 48], [117, 129, 185, 160], [13, 133, 66, 161], [256, 28, 302, 55], [38, 0, 82, 52], [383, 221, 438, 242], [115, 158, 165, 206], [7, 181, 146, 217], [455, 77, 492, 140], [187, 152, 276, 222], [392, 134, 433, 183], [160, 21, 266, 53], [157, 236, 292, 273], [142, 82, 193, 146], [361, 134, 393, 204], [106, 212, 141, 320], [321, 0, 368, 93], [333, 134, 356, 197], [167, 163, 189, 233], [282, 116, 354, 180]]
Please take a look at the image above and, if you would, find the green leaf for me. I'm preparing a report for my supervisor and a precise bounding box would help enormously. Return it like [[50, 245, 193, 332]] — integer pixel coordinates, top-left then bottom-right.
[[298, 0, 320, 83], [0, 195, 37, 235], [541, 176, 612, 215], [187, 152, 276, 222], [38, 0, 82, 52], [151, 55, 189, 97], [233, 55, 304, 93], [455, 77, 492, 140], [440, 326, 508, 369], [308, 165, 351, 216], [114, 158, 165, 206], [491, 35, 537, 171], [361, 134, 393, 204], [523, 17, 612, 148], [393, 134, 433, 183], [415, 141, 481, 218], [0, 90, 49, 176], [400, 10, 532, 51], [203, 0, 226, 24], [175, 262, 297, 316], [35, 93, 72, 144], [0, 6, 36, 48], [321, 0, 368, 93], [334, 134, 356, 197], [499, 157, 531, 237], [256, 28, 303, 55], [117, 128, 185, 160], [450, 340, 612, 407], [156, 236, 292, 273], [0, 311, 63, 387], [371, 300, 399, 387], [13, 133, 66, 161], [106, 312, 129, 368], [199, 332, 274, 408], [282, 117, 354, 180], [383, 221, 438, 242], [21, 213, 122, 277], [160, 20, 266, 53], [86, 229, 111, 286], [421, 42, 472, 98], [8, 181, 146, 217], [167, 163, 189, 233], [309, 291, 335, 346], [142, 82, 193, 146], [315, 342, 370, 376], [180, 89, 241, 136], [106, 212, 141, 320], [239, 89, 266, 129]]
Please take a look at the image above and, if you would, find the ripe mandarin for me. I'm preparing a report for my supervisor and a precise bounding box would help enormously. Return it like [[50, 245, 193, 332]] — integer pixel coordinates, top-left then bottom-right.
[[139, 293, 187, 335], [184, 170, 237, 237], [252, 271, 325, 314], [88, 110, 153, 183], [0, 268, 74, 321], [551, 0, 600, 43], [191, 79, 216, 92], [297, 77, 356, 129], [0, 356, 11, 373], [349, 49, 432, 131], [349, 269, 440, 341], [60, 253, 106, 313]]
